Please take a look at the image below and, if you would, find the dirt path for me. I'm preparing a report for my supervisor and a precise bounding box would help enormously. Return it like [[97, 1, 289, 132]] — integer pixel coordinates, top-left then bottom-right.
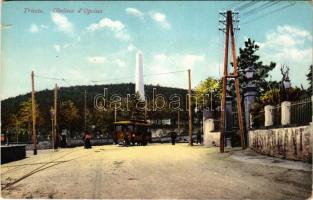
[[1, 144, 312, 199]]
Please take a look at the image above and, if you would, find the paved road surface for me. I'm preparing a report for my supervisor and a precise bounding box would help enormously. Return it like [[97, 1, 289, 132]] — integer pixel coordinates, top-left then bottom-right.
[[1, 144, 312, 199]]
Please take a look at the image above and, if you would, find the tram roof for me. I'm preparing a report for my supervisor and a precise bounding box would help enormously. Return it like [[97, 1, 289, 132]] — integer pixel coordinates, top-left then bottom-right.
[[114, 120, 150, 126]]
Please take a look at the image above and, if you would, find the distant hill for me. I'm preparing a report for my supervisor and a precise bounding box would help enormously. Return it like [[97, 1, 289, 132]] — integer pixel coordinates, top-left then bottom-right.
[[1, 83, 189, 136]]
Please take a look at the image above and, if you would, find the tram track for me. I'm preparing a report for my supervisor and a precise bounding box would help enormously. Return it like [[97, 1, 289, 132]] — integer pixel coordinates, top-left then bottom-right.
[[1, 148, 86, 190]]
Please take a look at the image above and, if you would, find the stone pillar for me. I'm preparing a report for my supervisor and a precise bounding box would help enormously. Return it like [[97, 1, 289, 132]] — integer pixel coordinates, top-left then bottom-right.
[[244, 85, 258, 146], [203, 109, 219, 147], [281, 101, 291, 126], [203, 109, 214, 131], [264, 105, 274, 127]]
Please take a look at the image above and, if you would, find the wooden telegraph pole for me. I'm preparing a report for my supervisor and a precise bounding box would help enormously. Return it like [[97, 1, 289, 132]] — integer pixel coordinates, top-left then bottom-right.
[[177, 110, 180, 135], [54, 84, 58, 149], [31, 71, 37, 155], [84, 90, 87, 132], [219, 10, 245, 153], [188, 69, 193, 146]]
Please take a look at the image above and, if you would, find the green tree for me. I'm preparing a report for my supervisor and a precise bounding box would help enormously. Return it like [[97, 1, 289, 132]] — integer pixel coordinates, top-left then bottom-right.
[[59, 100, 79, 134], [194, 77, 221, 110], [307, 65, 312, 93], [17, 99, 42, 129], [12, 99, 43, 140], [232, 38, 276, 95]]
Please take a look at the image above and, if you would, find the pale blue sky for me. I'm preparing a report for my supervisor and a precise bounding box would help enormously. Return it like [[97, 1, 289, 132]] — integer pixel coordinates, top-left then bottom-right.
[[1, 1, 312, 99]]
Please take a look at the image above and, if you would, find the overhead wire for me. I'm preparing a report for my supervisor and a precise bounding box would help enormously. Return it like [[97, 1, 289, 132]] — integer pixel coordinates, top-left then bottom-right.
[[33, 70, 188, 86], [235, 1, 260, 12], [242, 1, 280, 16], [241, 2, 297, 25]]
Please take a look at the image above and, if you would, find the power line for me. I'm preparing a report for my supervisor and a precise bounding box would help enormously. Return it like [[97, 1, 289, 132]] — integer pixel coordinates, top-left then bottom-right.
[[144, 70, 187, 77], [235, 1, 260, 12], [241, 2, 297, 25], [242, 1, 280, 17], [34, 75, 71, 82], [223, 1, 244, 10], [34, 70, 188, 85]]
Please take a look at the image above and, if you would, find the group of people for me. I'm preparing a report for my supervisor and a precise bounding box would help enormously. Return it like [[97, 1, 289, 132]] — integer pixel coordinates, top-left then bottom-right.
[[53, 133, 67, 150], [122, 127, 147, 146], [54, 130, 92, 149]]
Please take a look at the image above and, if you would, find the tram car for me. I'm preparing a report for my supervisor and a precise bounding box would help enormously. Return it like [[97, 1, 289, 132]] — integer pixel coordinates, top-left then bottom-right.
[[113, 120, 152, 146]]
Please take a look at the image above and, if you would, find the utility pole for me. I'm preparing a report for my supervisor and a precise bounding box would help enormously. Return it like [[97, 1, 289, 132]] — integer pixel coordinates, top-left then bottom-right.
[[188, 69, 193, 146], [84, 90, 87, 132], [50, 107, 54, 150], [177, 110, 180, 135], [114, 105, 117, 122], [219, 10, 245, 153], [54, 84, 58, 149], [31, 71, 37, 155]]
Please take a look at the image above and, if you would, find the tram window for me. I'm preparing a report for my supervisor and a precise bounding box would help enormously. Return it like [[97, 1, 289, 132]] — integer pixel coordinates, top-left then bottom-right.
[[116, 125, 122, 132]]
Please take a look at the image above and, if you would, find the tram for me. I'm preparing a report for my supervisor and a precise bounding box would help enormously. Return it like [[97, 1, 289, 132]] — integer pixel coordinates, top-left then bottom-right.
[[113, 120, 152, 146]]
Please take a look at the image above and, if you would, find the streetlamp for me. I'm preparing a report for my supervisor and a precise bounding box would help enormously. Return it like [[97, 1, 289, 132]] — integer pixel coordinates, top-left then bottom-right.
[[244, 67, 255, 80], [283, 77, 291, 101], [244, 66, 258, 147]]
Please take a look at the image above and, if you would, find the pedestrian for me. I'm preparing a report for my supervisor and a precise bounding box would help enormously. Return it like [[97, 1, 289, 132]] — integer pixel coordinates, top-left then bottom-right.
[[84, 131, 92, 149], [124, 128, 130, 146], [131, 133, 135, 146], [171, 132, 177, 145], [61, 129, 67, 148], [54, 133, 60, 150], [196, 130, 202, 144]]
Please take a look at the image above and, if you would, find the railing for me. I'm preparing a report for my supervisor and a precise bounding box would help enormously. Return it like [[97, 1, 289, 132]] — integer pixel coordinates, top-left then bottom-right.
[[251, 96, 312, 129], [251, 110, 264, 129], [272, 105, 281, 127], [290, 97, 312, 126]]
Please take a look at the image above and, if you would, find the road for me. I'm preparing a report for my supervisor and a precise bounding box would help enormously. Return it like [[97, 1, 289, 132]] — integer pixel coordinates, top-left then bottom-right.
[[1, 144, 312, 199]]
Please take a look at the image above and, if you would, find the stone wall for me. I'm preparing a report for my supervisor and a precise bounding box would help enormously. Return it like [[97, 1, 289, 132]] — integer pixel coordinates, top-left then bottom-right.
[[249, 125, 312, 163], [203, 131, 220, 147]]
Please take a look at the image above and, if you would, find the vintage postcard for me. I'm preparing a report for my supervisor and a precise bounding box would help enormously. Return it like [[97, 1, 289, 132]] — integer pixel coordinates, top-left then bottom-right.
[[1, 0, 312, 199]]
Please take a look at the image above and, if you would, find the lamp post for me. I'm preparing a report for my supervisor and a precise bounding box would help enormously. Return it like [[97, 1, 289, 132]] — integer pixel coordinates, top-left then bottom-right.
[[244, 67, 258, 147], [283, 78, 291, 101]]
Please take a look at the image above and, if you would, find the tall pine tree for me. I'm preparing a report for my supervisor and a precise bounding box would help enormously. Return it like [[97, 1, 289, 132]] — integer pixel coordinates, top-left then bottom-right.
[[231, 38, 276, 95], [306, 65, 312, 94]]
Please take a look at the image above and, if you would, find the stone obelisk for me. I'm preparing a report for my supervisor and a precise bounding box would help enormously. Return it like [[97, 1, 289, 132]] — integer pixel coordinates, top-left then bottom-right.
[[135, 51, 145, 99]]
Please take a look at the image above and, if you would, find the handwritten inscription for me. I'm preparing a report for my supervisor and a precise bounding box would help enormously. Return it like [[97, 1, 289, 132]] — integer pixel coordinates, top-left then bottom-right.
[[24, 8, 103, 15]]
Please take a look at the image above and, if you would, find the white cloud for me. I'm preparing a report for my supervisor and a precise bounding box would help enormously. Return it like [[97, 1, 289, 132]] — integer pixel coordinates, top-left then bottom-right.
[[29, 24, 39, 33], [182, 54, 205, 67], [126, 7, 144, 19], [145, 53, 207, 88], [87, 56, 107, 64], [53, 44, 61, 52], [113, 59, 126, 67], [51, 12, 74, 34], [150, 12, 171, 29], [127, 43, 137, 52], [29, 24, 48, 33], [87, 18, 130, 41], [257, 25, 312, 87], [40, 24, 49, 29]]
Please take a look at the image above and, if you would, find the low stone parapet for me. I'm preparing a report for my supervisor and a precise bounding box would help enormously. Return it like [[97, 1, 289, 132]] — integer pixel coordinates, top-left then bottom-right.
[[249, 125, 312, 163], [203, 131, 220, 147]]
